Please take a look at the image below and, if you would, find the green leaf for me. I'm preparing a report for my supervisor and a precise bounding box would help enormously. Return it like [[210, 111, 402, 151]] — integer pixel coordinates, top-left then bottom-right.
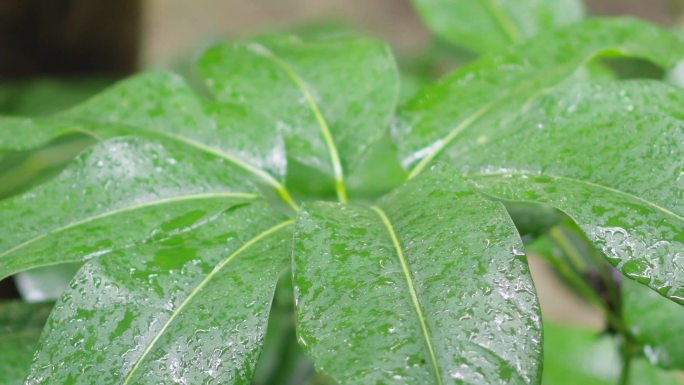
[[26, 202, 293, 384], [396, 23, 684, 303], [0, 301, 53, 385], [396, 18, 684, 175], [293, 165, 541, 384], [0, 133, 95, 199], [64, 71, 288, 184], [0, 71, 296, 209], [542, 322, 682, 385], [623, 278, 684, 370], [411, 0, 584, 54], [450, 80, 684, 304], [198, 36, 400, 202], [0, 136, 262, 279]]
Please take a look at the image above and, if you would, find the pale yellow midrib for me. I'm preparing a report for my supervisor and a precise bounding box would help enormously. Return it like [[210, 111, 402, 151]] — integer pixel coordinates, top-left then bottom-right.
[[407, 48, 610, 181], [370, 206, 443, 385], [121, 219, 294, 385], [467, 171, 684, 223], [250, 44, 348, 204], [483, 0, 522, 43], [72, 119, 299, 213]]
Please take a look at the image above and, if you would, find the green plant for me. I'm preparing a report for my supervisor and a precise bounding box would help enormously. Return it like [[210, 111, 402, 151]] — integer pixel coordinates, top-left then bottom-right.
[[1, 1, 684, 384]]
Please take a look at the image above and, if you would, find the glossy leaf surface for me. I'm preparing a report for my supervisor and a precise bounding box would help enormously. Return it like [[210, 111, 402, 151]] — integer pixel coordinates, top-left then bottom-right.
[[293, 165, 541, 384], [412, 0, 583, 53], [26, 202, 293, 384], [0, 71, 289, 195], [395, 20, 684, 301], [395, 18, 684, 174], [0, 136, 260, 279], [0, 301, 53, 385], [454, 81, 684, 303], [199, 36, 400, 201]]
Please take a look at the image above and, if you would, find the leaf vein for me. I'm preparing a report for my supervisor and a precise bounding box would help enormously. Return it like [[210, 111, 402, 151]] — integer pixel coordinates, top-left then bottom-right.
[[0, 192, 258, 265], [121, 218, 294, 384], [468, 171, 684, 223], [247, 43, 348, 203], [370, 206, 443, 385]]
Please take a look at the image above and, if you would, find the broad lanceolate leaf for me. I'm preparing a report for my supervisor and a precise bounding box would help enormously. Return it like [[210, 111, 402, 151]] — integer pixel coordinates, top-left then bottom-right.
[[26, 202, 293, 385], [293, 165, 541, 385], [623, 278, 684, 370], [0, 301, 53, 385], [199, 36, 400, 202], [395, 19, 684, 304], [395, 18, 684, 175], [0, 71, 294, 208], [412, 0, 583, 54], [0, 136, 262, 279], [448, 80, 684, 304]]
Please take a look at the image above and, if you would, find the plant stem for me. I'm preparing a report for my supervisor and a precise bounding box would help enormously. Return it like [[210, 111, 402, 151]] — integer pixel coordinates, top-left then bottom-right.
[[546, 227, 627, 334], [618, 336, 636, 385]]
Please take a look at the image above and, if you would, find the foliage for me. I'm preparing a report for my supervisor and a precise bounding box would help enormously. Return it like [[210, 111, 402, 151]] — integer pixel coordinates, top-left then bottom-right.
[[1, 1, 683, 384]]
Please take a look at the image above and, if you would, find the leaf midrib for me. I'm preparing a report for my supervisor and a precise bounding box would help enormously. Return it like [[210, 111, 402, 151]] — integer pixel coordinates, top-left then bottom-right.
[[73, 119, 300, 212], [468, 171, 684, 223], [406, 46, 627, 180], [246, 42, 348, 203], [121, 219, 294, 385], [0, 192, 258, 276], [370, 206, 443, 385], [482, 0, 522, 43]]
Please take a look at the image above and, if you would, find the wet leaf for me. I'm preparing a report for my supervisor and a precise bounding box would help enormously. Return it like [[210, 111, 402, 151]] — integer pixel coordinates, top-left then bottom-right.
[[0, 136, 261, 279], [199, 36, 400, 201], [457, 81, 684, 304], [292, 165, 541, 384], [0, 301, 53, 385], [395, 18, 684, 174], [26, 202, 293, 384], [0, 72, 286, 184], [395, 19, 684, 303], [412, 0, 583, 54]]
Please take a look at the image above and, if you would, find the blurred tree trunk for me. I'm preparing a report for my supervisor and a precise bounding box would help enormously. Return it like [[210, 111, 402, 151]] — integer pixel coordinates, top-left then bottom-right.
[[0, 0, 141, 79]]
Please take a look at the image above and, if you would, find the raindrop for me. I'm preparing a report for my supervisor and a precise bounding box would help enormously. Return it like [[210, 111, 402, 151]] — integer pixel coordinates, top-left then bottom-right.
[[510, 246, 525, 257]]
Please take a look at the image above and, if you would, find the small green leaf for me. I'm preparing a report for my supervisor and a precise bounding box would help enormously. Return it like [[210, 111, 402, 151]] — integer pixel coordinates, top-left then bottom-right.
[[0, 301, 53, 385], [542, 322, 682, 385], [293, 165, 541, 384], [26, 202, 293, 384], [199, 37, 400, 202], [0, 136, 261, 279], [623, 278, 684, 370], [412, 0, 584, 53]]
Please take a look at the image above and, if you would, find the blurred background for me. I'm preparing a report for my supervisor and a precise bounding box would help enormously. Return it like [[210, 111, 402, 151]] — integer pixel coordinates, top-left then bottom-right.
[[0, 0, 680, 77], [1, 1, 684, 384]]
